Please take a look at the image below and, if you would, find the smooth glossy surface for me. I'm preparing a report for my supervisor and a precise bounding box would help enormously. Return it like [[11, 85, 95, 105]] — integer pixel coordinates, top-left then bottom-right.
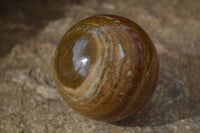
[[54, 14, 159, 122]]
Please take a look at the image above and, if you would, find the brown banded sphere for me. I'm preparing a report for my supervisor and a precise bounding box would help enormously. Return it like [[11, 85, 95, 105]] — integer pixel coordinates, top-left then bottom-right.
[[54, 15, 159, 122]]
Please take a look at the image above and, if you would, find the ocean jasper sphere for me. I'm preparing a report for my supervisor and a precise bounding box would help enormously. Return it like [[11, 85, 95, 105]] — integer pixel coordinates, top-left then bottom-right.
[[54, 14, 159, 122]]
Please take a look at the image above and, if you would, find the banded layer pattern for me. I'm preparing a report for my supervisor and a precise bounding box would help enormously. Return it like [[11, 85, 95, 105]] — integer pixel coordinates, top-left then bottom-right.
[[54, 15, 159, 122]]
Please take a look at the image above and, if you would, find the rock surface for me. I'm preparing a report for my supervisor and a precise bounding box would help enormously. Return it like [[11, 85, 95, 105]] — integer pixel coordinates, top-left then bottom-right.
[[0, 0, 200, 132]]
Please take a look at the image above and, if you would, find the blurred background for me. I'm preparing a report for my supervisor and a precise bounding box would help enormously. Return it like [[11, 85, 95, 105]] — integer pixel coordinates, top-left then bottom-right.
[[0, 0, 200, 132]]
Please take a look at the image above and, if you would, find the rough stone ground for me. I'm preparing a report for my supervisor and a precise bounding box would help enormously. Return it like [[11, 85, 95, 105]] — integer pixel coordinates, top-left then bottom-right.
[[0, 0, 200, 132]]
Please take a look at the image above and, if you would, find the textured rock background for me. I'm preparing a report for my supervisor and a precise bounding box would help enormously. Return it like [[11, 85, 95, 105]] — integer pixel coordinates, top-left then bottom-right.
[[0, 0, 200, 132]]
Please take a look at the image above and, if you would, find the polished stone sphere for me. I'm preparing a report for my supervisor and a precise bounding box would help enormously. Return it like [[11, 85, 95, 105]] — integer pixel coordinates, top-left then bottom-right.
[[54, 14, 159, 122]]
